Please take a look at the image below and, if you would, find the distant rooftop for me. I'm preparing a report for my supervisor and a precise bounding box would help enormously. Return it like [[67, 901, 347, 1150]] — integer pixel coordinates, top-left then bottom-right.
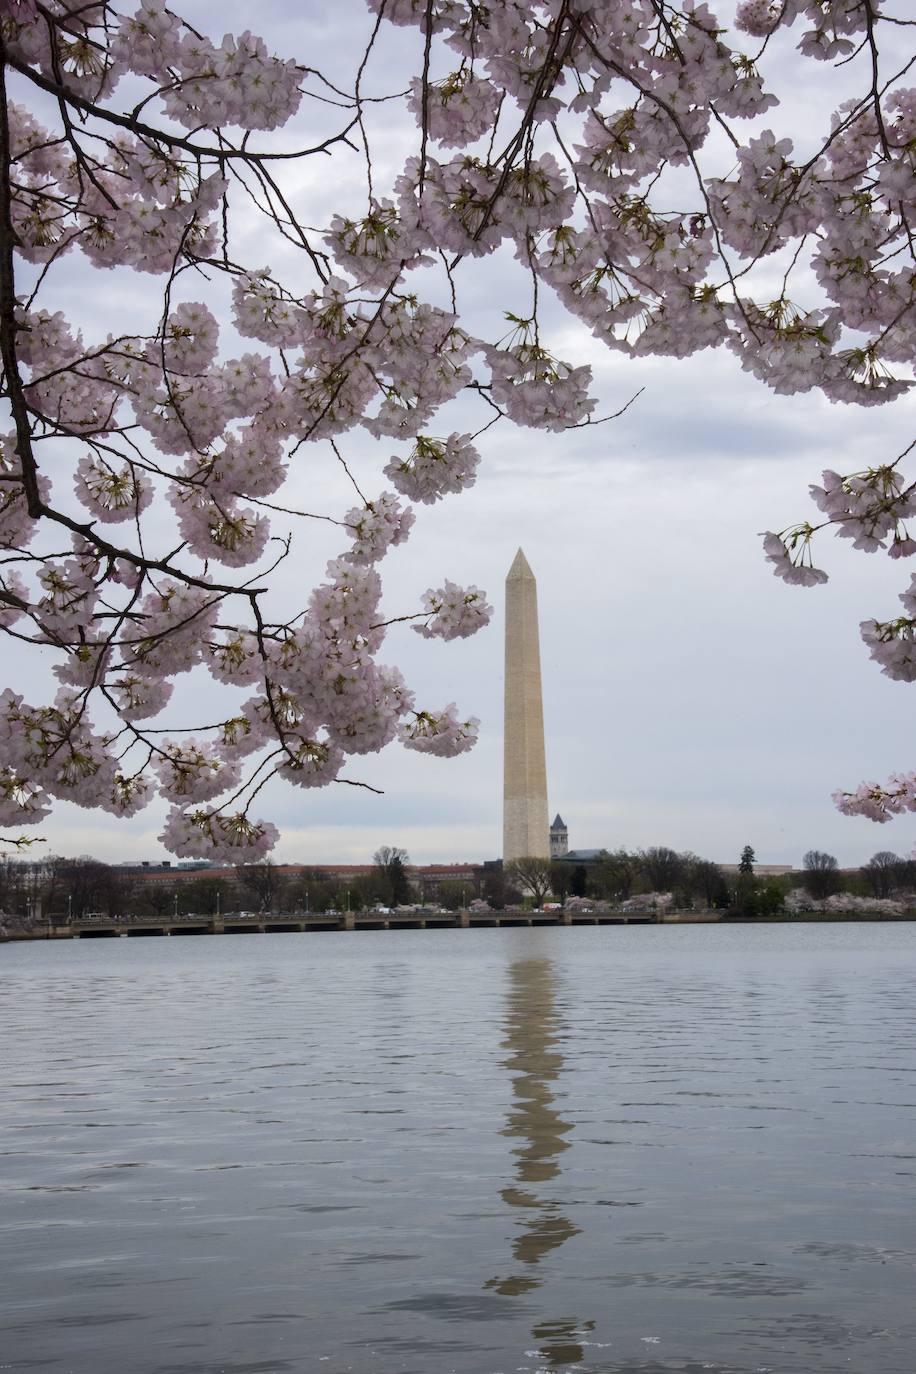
[[116, 859, 213, 871], [719, 862, 794, 876], [550, 814, 566, 830]]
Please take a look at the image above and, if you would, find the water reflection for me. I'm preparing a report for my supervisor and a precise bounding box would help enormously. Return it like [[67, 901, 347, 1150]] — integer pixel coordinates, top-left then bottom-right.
[[486, 957, 593, 1366]]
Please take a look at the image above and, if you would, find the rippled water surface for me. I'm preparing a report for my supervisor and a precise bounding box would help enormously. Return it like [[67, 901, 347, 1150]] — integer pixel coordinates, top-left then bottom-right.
[[2, 923, 915, 1374]]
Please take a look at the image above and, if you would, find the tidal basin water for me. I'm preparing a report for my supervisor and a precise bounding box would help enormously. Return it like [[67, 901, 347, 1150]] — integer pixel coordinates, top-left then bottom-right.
[[2, 925, 915, 1374]]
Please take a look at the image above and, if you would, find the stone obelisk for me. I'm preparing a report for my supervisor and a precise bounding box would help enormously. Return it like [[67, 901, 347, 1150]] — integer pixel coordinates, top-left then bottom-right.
[[503, 549, 549, 861]]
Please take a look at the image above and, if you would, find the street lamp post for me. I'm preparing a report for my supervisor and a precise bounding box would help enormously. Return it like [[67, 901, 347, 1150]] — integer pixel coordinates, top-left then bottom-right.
[[305, 889, 310, 914]]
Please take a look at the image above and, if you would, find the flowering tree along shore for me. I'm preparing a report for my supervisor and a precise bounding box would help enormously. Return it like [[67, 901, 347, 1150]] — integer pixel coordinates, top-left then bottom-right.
[[0, 0, 913, 857]]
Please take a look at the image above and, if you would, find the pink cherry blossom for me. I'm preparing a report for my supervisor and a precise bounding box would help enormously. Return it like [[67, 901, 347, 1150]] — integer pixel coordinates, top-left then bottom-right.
[[762, 530, 828, 587], [399, 705, 479, 756], [2, 0, 915, 855], [414, 582, 493, 640], [384, 433, 480, 504]]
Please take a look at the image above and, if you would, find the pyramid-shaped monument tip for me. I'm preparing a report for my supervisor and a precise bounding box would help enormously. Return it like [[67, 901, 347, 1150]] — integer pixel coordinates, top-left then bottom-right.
[[507, 547, 534, 581]]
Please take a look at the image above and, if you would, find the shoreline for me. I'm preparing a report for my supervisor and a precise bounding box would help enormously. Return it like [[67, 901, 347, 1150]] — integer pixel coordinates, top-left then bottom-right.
[[3, 908, 915, 944]]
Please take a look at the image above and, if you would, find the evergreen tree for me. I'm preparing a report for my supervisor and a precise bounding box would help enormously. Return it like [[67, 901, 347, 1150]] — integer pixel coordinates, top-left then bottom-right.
[[388, 856, 411, 906], [373, 847, 412, 906], [739, 846, 756, 875]]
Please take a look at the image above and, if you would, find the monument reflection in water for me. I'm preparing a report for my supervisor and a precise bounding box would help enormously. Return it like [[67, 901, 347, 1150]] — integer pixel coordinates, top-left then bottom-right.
[[486, 957, 595, 1367]]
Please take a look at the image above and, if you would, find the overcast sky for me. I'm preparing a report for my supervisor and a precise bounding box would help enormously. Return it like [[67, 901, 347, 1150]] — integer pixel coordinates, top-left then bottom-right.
[[8, 0, 916, 870]]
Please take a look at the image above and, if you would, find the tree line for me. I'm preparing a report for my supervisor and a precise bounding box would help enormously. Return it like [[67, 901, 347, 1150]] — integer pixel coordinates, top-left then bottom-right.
[[3, 844, 913, 931], [505, 845, 916, 915], [0, 847, 423, 928], [505, 849, 732, 910]]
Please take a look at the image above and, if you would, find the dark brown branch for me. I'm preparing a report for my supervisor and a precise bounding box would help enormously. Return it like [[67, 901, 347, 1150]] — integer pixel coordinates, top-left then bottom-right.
[[0, 41, 42, 518], [4, 49, 362, 164]]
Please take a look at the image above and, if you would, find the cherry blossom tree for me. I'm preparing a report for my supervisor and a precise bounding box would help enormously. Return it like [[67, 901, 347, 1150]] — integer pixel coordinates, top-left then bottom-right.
[[0, 0, 913, 858]]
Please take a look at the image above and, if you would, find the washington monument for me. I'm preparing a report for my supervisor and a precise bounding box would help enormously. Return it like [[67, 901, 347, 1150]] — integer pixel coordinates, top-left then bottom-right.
[[503, 549, 549, 861]]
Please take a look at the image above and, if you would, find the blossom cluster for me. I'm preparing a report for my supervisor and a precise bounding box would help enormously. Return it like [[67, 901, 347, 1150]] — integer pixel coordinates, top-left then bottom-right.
[[766, 454, 916, 824], [783, 888, 905, 916], [398, 706, 480, 757], [383, 434, 480, 505], [860, 613, 916, 683], [761, 530, 828, 587], [414, 583, 494, 641], [834, 773, 916, 824], [810, 468, 916, 555]]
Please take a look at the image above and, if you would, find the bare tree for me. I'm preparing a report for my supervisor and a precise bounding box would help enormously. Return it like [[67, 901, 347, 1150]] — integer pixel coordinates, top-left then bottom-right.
[[802, 851, 841, 902], [0, 856, 47, 926], [178, 876, 231, 916], [46, 856, 125, 919], [506, 857, 552, 906], [638, 847, 685, 892], [0, 856, 17, 914], [436, 880, 468, 911], [483, 867, 512, 911], [862, 851, 903, 899], [373, 846, 409, 869], [689, 859, 729, 910], [592, 849, 637, 901], [141, 883, 178, 919], [549, 862, 574, 901], [235, 861, 284, 913]]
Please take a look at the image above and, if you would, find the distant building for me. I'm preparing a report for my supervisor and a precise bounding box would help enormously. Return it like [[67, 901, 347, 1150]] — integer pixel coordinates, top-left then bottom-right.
[[549, 815, 568, 859], [112, 861, 482, 902], [557, 849, 606, 865], [719, 863, 794, 877], [115, 859, 213, 872]]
